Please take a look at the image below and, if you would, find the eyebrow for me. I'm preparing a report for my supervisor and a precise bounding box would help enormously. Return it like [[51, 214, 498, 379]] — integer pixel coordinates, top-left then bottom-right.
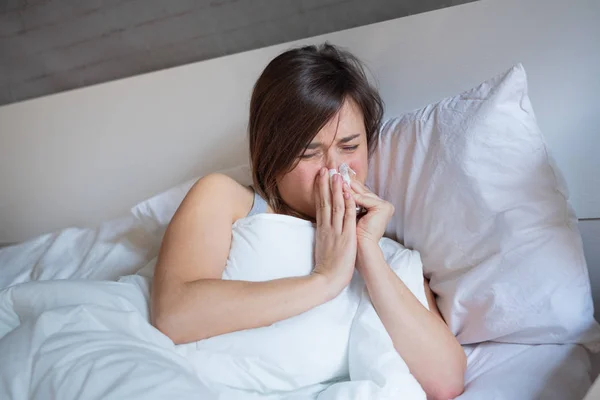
[[306, 134, 361, 150]]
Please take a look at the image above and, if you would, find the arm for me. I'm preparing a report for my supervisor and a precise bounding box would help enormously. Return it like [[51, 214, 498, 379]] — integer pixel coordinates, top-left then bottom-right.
[[151, 174, 330, 344], [357, 242, 466, 400], [423, 276, 445, 321], [347, 179, 465, 400]]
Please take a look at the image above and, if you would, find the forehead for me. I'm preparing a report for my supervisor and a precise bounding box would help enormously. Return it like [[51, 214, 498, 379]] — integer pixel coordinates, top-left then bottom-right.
[[313, 99, 365, 142]]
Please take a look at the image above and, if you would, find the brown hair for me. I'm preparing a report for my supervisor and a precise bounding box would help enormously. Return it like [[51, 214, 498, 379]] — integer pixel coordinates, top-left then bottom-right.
[[249, 43, 383, 213]]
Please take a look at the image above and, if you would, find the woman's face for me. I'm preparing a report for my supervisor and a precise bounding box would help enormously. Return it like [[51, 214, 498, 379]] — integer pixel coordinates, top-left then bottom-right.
[[277, 99, 369, 219]]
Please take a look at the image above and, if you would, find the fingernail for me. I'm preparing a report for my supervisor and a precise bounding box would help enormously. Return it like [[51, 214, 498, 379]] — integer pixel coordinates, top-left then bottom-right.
[[344, 192, 350, 199], [320, 168, 325, 176]]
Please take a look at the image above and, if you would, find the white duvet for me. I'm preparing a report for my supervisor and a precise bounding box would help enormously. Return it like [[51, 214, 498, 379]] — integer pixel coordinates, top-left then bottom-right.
[[0, 277, 218, 399], [0, 214, 430, 399]]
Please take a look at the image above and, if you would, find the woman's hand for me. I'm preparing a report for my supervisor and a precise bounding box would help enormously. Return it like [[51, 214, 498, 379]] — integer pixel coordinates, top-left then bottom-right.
[[348, 180, 395, 247], [312, 168, 358, 299]]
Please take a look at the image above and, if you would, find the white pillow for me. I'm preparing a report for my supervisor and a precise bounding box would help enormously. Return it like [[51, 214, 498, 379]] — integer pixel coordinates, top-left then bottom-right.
[[131, 164, 252, 233], [178, 213, 427, 397], [367, 64, 600, 350]]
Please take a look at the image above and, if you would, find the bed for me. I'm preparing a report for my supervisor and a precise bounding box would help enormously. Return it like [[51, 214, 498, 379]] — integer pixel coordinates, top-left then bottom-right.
[[0, 213, 595, 399]]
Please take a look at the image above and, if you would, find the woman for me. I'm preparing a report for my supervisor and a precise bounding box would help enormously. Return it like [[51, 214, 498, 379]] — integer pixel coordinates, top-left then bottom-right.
[[151, 44, 466, 400]]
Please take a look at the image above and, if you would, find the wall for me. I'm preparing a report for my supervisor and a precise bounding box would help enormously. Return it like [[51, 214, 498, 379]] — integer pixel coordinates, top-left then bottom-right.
[[0, 0, 599, 243]]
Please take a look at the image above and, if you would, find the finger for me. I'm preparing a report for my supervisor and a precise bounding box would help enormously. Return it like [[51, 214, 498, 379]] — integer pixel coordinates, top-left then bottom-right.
[[349, 179, 370, 195], [352, 191, 384, 210], [343, 184, 357, 233], [331, 174, 345, 233], [315, 167, 331, 228]]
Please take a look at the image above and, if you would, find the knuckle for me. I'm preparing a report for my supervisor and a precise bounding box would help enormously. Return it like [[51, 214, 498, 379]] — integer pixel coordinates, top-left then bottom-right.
[[332, 204, 345, 214], [386, 202, 395, 214]]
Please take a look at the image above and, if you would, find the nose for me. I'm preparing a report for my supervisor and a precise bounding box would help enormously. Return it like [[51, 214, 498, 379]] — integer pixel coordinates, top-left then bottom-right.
[[324, 150, 341, 171]]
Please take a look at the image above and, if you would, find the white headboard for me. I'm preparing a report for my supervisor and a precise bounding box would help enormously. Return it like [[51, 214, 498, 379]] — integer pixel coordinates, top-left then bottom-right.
[[0, 0, 599, 243]]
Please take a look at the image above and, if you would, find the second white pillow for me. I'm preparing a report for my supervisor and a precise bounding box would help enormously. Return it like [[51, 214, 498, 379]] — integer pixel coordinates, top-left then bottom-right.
[[367, 64, 600, 350]]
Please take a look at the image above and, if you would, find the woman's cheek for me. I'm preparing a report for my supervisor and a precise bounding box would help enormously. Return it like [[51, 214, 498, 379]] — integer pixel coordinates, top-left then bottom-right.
[[347, 159, 368, 184], [295, 164, 320, 192]]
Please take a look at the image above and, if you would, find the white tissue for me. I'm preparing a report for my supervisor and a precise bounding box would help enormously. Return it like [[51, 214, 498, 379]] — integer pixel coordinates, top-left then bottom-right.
[[328, 164, 363, 216], [328, 163, 356, 186]]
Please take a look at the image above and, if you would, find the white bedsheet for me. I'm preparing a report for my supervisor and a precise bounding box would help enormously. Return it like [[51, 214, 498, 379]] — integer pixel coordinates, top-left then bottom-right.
[[0, 214, 595, 399], [459, 342, 591, 400]]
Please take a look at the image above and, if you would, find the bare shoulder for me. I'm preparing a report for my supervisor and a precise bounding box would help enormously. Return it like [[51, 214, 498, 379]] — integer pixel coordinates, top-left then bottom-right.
[[182, 173, 254, 222], [155, 172, 255, 282], [155, 174, 253, 282]]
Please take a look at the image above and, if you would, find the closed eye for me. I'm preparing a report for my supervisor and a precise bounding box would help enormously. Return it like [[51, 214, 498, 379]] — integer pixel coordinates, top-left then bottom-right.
[[342, 145, 359, 151]]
